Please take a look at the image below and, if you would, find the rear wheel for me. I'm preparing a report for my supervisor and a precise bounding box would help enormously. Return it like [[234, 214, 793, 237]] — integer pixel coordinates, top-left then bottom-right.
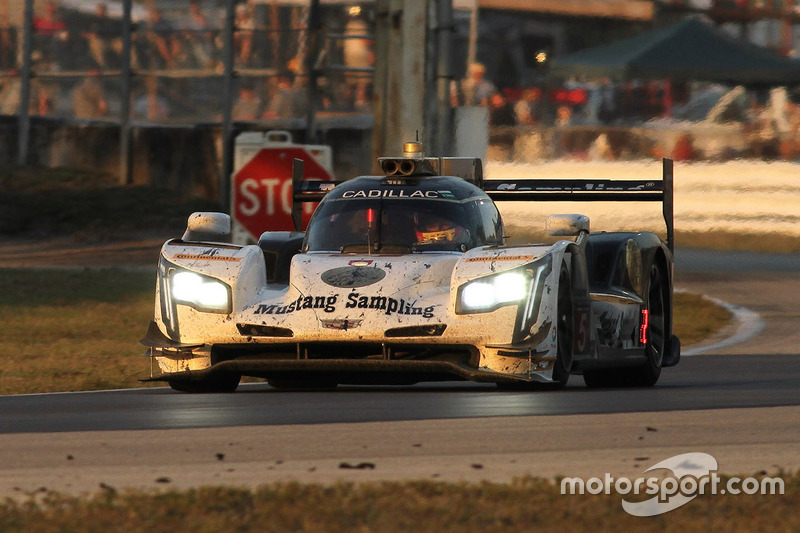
[[627, 263, 665, 386], [583, 262, 665, 388], [168, 373, 241, 393]]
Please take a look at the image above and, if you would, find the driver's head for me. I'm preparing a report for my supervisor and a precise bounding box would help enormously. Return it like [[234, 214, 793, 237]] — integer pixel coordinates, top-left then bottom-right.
[[415, 213, 458, 242]]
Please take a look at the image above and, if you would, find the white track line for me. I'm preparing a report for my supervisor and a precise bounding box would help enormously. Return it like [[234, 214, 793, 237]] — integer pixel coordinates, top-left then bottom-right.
[[680, 292, 765, 356]]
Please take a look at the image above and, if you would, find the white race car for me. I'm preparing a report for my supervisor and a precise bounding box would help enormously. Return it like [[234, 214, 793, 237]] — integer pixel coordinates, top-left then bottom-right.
[[142, 142, 680, 392]]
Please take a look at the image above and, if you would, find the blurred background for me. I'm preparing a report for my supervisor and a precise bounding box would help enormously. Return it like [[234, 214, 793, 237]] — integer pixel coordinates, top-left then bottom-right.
[[3, 0, 800, 203]]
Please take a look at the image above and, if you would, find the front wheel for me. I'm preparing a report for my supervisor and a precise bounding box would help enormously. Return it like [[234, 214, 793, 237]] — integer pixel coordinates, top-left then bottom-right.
[[552, 263, 573, 388]]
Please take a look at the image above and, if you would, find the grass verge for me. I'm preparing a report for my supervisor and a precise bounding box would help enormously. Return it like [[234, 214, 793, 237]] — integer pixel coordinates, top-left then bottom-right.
[[0, 269, 157, 394], [0, 268, 730, 395], [0, 475, 797, 532]]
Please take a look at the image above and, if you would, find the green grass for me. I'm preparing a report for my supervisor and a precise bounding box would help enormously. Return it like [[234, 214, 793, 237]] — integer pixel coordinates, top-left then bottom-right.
[[0, 475, 797, 532]]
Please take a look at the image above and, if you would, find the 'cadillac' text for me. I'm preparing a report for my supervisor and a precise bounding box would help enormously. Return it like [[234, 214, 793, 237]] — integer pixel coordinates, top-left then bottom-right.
[[341, 190, 449, 199]]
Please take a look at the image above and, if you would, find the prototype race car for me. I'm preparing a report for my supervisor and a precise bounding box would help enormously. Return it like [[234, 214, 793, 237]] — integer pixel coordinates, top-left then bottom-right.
[[141, 141, 680, 392]]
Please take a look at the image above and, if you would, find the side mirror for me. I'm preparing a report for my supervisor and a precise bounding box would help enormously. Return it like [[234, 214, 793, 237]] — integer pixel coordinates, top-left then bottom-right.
[[546, 214, 590, 237], [182, 212, 232, 243]]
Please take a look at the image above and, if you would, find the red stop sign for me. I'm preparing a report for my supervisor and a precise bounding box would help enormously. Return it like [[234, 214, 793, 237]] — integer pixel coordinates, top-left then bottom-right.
[[233, 146, 333, 240]]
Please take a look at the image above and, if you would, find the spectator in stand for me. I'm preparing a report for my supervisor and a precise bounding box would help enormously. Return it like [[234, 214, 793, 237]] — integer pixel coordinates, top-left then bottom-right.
[[263, 71, 306, 119], [0, 71, 20, 114], [134, 76, 169, 120], [488, 91, 515, 126], [555, 105, 573, 126], [232, 81, 263, 120], [178, 0, 216, 68], [138, 6, 179, 69], [234, 3, 254, 67], [82, 3, 121, 70], [514, 87, 543, 126], [451, 62, 496, 107], [596, 78, 617, 125], [0, 5, 17, 70], [72, 71, 108, 119], [31, 78, 58, 115], [33, 1, 68, 69]]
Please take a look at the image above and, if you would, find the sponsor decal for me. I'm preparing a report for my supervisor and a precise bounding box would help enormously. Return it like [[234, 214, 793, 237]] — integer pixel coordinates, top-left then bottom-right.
[[321, 266, 386, 288], [174, 248, 241, 262], [345, 293, 434, 318], [253, 293, 435, 318], [255, 295, 338, 315], [465, 254, 534, 263], [341, 189, 453, 199], [321, 318, 363, 330]]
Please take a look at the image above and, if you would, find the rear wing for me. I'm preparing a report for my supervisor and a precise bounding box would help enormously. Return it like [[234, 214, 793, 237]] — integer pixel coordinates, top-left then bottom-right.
[[290, 158, 344, 231], [483, 158, 675, 253]]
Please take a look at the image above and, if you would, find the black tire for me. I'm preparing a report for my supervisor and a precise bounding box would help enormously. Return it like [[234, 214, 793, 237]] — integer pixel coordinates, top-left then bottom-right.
[[168, 373, 241, 393], [626, 262, 665, 386], [552, 263, 573, 388], [583, 262, 665, 388]]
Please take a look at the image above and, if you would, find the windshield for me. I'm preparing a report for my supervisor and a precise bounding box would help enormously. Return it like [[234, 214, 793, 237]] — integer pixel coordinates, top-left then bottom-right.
[[304, 195, 503, 253]]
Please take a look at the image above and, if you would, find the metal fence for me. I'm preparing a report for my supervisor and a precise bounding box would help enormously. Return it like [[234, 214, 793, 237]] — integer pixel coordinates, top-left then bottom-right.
[[1, 0, 374, 187]]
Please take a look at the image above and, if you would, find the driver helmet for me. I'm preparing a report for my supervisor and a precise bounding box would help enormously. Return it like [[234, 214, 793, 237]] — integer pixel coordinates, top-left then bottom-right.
[[414, 212, 462, 243]]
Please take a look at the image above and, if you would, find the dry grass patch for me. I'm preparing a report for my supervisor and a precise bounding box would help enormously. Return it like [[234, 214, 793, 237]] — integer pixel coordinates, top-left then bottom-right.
[[0, 475, 796, 532], [0, 268, 157, 394], [673, 292, 733, 346]]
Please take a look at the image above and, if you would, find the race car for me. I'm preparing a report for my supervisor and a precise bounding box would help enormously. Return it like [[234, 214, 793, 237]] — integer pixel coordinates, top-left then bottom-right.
[[141, 141, 680, 392]]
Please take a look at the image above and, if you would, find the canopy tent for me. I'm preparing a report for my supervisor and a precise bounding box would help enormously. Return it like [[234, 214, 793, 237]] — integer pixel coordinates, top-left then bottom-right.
[[549, 17, 800, 86]]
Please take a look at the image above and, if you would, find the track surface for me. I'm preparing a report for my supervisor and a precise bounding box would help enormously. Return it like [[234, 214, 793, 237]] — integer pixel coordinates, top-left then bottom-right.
[[0, 352, 798, 434], [0, 249, 798, 495]]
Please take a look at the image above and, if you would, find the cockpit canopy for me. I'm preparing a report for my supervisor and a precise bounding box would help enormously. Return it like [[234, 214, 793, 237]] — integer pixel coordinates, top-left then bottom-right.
[[303, 176, 504, 253]]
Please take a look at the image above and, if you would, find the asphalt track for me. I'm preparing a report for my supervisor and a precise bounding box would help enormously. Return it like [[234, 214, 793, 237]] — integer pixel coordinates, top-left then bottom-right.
[[0, 249, 798, 496]]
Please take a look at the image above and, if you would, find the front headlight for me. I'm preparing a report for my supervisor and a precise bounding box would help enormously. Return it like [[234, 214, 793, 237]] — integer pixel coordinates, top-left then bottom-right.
[[457, 269, 531, 314], [456, 259, 550, 314], [459, 271, 528, 312], [170, 270, 231, 313]]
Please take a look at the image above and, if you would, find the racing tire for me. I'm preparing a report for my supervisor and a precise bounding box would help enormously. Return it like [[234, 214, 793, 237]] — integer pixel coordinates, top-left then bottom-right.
[[552, 262, 573, 388], [626, 262, 665, 386], [168, 373, 241, 393], [583, 262, 665, 388]]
